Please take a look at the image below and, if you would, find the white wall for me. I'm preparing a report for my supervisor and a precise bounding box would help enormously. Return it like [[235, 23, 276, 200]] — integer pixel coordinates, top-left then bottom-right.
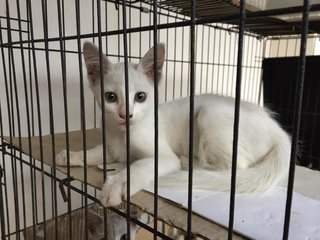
[[265, 36, 320, 58], [0, 0, 264, 137]]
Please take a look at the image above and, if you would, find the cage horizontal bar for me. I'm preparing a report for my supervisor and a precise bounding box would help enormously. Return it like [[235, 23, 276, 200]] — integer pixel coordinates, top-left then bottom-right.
[[2, 4, 320, 47]]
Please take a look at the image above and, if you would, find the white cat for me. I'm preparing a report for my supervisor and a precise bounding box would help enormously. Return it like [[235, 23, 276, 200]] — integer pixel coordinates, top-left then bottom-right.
[[56, 42, 291, 207]]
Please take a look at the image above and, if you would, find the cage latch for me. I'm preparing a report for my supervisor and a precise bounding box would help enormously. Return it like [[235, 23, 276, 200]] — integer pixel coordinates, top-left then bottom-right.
[[59, 177, 74, 202], [0, 142, 19, 155], [0, 142, 10, 154]]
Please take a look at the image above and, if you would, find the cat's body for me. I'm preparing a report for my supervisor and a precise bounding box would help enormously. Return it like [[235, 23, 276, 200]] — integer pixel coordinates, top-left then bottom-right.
[[56, 42, 291, 207]]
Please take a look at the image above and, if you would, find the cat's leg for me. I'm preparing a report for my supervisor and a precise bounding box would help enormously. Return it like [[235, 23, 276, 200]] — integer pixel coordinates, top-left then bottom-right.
[[99, 150, 181, 206], [56, 144, 104, 167]]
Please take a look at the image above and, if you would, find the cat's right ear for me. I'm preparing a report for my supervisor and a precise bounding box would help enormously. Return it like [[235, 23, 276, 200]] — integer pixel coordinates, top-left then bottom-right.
[[83, 42, 111, 86], [137, 43, 165, 84]]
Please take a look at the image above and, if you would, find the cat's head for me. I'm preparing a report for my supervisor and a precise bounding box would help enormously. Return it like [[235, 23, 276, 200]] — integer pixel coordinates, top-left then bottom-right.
[[83, 42, 165, 130]]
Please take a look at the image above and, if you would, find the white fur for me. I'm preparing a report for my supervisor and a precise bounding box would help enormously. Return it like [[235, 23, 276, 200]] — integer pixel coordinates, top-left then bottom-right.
[[56, 42, 291, 207]]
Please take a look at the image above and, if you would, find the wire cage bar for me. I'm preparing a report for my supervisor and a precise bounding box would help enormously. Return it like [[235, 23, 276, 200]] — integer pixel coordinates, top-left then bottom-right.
[[283, 1, 310, 239], [227, 0, 245, 239], [0, 0, 320, 240]]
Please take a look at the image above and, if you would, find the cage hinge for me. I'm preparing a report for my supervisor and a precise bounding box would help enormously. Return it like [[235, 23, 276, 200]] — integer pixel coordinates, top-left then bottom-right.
[[59, 177, 74, 202], [114, 0, 143, 11], [140, 6, 150, 13]]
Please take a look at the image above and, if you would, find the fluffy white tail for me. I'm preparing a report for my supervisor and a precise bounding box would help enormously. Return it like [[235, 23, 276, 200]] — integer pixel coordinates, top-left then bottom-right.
[[159, 130, 291, 193]]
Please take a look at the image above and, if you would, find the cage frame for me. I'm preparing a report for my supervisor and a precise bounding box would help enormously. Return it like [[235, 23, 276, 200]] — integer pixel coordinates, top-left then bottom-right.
[[0, 0, 318, 239]]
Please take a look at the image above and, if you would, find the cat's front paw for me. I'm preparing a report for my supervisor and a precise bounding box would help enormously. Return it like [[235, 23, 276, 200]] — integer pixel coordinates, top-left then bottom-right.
[[56, 150, 84, 167], [99, 174, 143, 207], [99, 176, 125, 207]]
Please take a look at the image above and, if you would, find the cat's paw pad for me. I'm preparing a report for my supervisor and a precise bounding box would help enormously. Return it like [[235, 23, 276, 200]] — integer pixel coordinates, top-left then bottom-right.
[[56, 150, 83, 167], [99, 177, 126, 207]]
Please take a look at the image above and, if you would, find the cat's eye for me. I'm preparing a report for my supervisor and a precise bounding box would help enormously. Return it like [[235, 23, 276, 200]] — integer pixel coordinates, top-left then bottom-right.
[[120, 234, 127, 240], [105, 92, 117, 103], [134, 92, 147, 103]]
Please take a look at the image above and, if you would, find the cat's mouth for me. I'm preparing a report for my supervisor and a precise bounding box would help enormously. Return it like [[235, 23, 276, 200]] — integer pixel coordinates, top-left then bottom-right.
[[119, 121, 133, 126]]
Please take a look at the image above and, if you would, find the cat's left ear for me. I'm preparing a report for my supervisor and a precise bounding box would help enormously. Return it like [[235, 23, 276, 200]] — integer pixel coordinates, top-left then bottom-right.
[[137, 43, 165, 83], [83, 42, 111, 87]]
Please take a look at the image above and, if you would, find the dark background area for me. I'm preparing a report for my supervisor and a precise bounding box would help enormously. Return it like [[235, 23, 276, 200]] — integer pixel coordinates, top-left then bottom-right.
[[263, 56, 320, 170]]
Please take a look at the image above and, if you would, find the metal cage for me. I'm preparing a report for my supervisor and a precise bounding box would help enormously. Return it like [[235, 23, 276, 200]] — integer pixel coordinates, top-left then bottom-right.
[[0, 0, 319, 239]]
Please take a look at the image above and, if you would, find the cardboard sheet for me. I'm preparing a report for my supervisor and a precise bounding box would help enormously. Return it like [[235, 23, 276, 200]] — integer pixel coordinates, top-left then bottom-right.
[[2, 129, 105, 188], [152, 187, 320, 240]]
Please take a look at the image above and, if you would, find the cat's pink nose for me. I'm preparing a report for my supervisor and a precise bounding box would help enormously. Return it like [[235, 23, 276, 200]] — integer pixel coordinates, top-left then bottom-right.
[[119, 114, 133, 119]]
